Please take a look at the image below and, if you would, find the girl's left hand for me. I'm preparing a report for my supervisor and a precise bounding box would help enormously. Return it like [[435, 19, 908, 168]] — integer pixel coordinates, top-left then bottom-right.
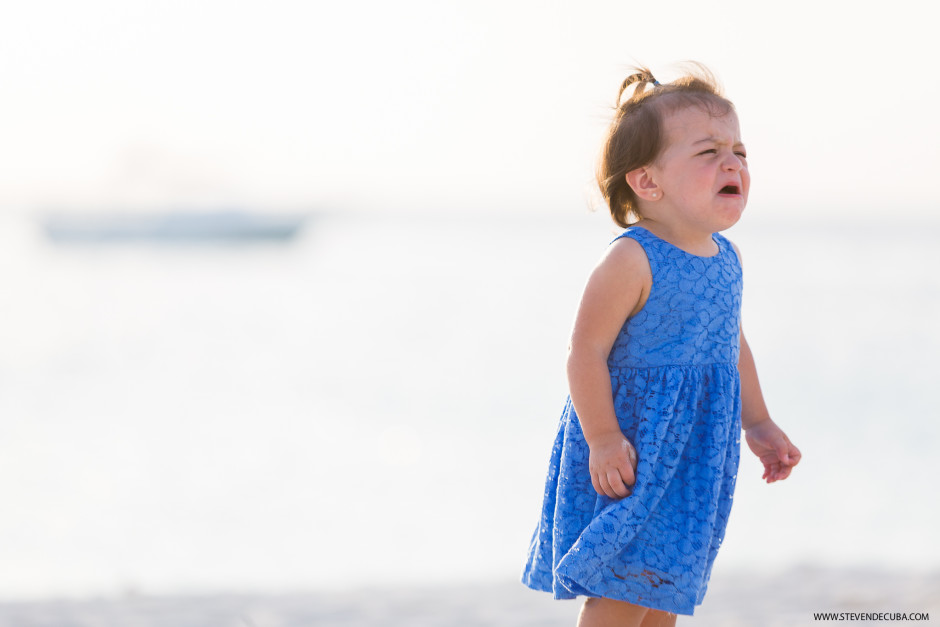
[[744, 418, 801, 483]]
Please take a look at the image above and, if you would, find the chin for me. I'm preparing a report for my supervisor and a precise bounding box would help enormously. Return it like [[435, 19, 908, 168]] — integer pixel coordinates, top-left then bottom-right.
[[713, 205, 745, 231]]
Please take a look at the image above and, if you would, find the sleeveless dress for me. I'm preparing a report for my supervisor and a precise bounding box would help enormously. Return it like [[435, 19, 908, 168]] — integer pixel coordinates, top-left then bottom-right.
[[521, 226, 743, 616]]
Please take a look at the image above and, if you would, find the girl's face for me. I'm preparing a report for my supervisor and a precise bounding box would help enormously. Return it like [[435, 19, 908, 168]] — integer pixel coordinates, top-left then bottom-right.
[[645, 106, 749, 233]]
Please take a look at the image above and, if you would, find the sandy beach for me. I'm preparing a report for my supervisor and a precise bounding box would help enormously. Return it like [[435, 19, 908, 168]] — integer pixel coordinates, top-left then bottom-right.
[[0, 567, 936, 626]]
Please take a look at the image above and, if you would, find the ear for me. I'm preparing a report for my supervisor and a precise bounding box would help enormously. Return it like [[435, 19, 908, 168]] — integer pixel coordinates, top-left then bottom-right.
[[625, 167, 660, 201]]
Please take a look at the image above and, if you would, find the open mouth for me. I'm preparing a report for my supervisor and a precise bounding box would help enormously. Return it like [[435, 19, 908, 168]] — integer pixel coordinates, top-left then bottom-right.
[[718, 185, 740, 195]]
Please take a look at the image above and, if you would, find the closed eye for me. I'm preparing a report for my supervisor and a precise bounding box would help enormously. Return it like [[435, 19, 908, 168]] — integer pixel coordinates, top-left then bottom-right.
[[735, 151, 747, 158], [697, 149, 717, 156]]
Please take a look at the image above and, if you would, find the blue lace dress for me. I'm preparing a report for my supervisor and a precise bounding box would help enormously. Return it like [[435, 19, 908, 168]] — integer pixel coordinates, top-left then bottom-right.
[[521, 226, 743, 616]]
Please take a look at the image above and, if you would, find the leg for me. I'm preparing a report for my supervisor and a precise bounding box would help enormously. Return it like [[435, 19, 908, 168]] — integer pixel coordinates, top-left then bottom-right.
[[577, 597, 649, 627], [639, 609, 677, 627]]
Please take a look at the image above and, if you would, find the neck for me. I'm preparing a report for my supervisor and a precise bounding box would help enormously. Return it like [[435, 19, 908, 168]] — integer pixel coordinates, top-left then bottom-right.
[[633, 219, 719, 257]]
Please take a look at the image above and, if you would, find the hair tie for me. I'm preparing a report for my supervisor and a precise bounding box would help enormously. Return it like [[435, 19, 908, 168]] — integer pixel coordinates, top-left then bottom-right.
[[652, 79, 661, 86]]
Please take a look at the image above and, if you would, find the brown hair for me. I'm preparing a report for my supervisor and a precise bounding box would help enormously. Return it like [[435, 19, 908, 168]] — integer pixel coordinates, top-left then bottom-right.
[[596, 64, 736, 227]]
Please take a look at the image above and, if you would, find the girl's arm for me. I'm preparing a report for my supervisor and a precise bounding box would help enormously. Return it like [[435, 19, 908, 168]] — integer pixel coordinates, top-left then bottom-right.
[[739, 330, 801, 482], [732, 241, 801, 483], [567, 237, 651, 499], [739, 330, 772, 429]]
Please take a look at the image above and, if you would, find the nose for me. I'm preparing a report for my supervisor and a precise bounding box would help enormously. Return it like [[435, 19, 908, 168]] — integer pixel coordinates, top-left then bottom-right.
[[722, 151, 744, 172]]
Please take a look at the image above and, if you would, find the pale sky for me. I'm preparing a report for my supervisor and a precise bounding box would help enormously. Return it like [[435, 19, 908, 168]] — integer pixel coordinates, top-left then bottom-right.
[[1, 0, 936, 217]]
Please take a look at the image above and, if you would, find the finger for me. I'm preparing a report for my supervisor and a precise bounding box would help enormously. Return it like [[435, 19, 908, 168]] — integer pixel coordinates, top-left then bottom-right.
[[618, 459, 636, 486], [597, 472, 615, 498], [774, 437, 793, 466], [759, 451, 781, 466], [765, 462, 779, 482], [787, 443, 802, 466], [625, 442, 639, 472], [606, 469, 630, 498], [591, 474, 603, 496]]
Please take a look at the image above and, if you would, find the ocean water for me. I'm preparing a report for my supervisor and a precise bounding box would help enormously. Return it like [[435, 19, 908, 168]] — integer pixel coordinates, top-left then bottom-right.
[[0, 209, 938, 600]]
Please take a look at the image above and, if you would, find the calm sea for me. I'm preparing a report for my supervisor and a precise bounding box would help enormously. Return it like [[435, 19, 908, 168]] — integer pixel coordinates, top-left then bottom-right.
[[0, 209, 937, 599]]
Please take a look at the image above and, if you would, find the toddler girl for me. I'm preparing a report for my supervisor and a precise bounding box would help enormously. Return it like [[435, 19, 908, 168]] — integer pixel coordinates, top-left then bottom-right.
[[521, 65, 801, 626]]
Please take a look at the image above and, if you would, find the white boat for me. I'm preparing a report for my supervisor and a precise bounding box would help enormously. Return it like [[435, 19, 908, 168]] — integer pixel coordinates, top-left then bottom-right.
[[41, 210, 308, 243]]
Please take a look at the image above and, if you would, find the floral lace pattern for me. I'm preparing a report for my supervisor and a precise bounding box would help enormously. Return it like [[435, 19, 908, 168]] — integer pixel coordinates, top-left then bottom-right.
[[521, 227, 743, 616]]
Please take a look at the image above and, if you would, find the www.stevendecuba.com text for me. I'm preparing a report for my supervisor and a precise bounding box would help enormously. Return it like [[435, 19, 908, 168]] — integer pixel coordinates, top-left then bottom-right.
[[813, 612, 929, 621]]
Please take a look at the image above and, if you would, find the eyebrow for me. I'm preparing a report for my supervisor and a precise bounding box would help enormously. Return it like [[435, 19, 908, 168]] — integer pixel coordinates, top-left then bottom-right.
[[693, 136, 745, 147]]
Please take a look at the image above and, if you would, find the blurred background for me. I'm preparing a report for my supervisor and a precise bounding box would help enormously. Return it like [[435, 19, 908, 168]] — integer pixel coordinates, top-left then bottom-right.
[[0, 0, 938, 622]]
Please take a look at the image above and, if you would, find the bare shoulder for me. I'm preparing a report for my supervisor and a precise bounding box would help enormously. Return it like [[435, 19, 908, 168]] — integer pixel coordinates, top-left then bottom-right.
[[577, 235, 652, 324], [597, 235, 652, 279], [569, 236, 651, 351]]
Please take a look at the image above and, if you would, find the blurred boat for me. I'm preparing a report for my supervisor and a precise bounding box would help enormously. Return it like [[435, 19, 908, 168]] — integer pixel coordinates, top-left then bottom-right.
[[41, 210, 308, 243]]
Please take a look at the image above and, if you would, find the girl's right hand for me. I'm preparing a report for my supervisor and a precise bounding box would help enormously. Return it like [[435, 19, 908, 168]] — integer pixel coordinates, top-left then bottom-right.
[[587, 432, 638, 498]]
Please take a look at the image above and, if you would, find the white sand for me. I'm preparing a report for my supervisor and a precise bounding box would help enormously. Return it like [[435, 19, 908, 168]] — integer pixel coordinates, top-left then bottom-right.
[[0, 568, 936, 626], [690, 567, 939, 626]]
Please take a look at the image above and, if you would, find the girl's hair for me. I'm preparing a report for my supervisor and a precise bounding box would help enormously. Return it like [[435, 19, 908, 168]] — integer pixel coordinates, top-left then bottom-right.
[[597, 64, 736, 227]]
